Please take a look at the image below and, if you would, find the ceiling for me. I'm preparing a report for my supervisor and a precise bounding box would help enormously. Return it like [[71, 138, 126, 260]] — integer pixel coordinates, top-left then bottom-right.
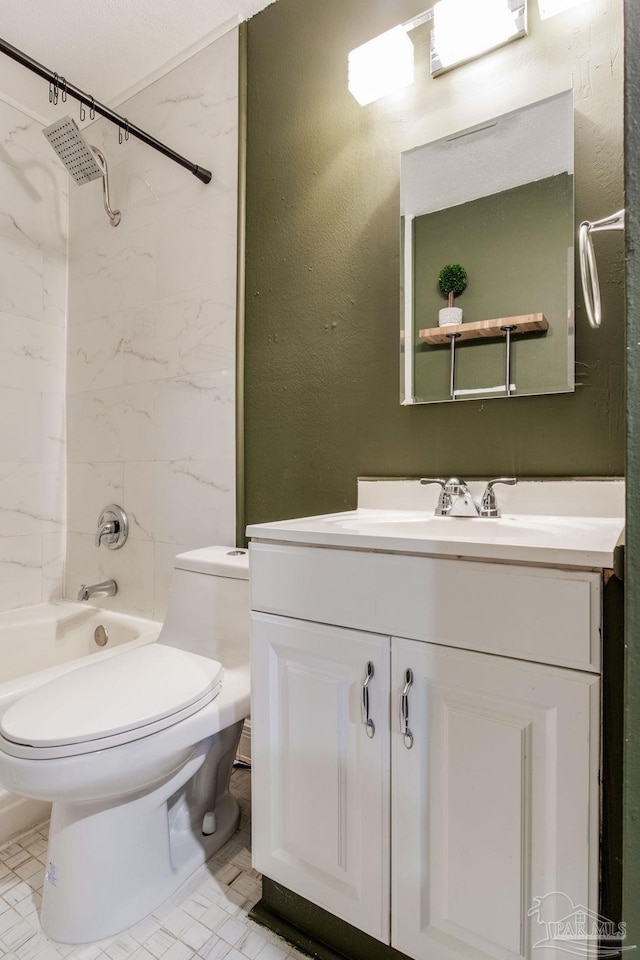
[[0, 0, 277, 121]]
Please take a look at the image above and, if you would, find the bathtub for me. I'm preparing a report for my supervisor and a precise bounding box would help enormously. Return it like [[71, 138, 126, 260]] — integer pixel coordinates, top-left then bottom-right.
[[0, 601, 161, 843]]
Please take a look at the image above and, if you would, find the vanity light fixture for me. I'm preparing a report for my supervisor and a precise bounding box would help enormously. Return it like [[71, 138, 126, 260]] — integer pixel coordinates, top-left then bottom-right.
[[348, 0, 527, 105], [348, 25, 415, 106], [431, 0, 527, 76], [536, 0, 589, 18]]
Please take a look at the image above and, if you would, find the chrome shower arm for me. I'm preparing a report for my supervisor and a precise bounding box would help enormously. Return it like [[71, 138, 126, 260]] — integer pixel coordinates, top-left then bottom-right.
[[92, 147, 121, 227]]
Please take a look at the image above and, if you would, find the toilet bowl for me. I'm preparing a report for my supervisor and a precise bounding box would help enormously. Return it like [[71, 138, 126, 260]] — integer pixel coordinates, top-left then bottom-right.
[[0, 546, 250, 944]]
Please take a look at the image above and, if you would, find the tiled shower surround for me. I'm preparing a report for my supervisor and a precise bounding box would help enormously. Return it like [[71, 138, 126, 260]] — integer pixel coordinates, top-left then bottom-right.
[[0, 28, 238, 616], [0, 100, 67, 610], [65, 29, 239, 619]]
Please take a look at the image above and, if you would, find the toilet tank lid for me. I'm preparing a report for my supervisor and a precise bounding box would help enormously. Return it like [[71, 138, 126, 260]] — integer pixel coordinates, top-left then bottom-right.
[[174, 546, 249, 579]]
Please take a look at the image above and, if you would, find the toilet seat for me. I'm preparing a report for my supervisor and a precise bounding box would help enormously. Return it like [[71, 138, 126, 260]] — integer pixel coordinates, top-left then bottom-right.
[[0, 644, 224, 760]]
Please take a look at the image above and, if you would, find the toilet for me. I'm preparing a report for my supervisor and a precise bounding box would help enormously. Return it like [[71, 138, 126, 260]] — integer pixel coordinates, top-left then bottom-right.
[[0, 546, 250, 944]]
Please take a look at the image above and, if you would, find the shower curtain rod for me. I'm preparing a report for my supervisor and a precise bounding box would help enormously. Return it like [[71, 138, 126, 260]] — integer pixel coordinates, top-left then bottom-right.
[[0, 37, 212, 184]]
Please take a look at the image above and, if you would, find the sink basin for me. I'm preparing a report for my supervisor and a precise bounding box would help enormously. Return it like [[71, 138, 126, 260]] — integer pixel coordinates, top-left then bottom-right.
[[325, 509, 607, 541]]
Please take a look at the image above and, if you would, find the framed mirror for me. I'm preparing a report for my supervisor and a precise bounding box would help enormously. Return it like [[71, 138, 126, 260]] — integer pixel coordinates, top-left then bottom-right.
[[400, 90, 574, 405]]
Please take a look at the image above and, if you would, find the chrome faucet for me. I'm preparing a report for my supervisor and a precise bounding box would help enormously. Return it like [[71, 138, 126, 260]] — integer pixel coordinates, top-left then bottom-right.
[[77, 580, 118, 602], [420, 477, 516, 518], [420, 477, 476, 516]]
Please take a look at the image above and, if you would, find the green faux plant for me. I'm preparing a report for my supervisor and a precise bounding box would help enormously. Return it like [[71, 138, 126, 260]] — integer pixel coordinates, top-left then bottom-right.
[[438, 264, 468, 308]]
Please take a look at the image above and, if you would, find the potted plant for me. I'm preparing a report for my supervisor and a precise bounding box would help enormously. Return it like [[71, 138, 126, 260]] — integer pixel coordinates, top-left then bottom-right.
[[438, 263, 468, 326]]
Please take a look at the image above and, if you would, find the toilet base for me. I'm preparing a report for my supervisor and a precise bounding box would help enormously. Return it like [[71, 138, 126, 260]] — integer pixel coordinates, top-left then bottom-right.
[[40, 720, 244, 944]]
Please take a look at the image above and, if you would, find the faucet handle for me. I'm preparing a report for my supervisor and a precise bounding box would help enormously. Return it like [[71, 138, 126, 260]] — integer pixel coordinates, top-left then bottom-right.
[[480, 477, 517, 518], [420, 478, 450, 515], [95, 520, 117, 548]]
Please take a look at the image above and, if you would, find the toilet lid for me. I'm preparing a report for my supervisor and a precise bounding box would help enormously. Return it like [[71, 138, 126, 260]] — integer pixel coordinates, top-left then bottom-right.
[[0, 644, 224, 749]]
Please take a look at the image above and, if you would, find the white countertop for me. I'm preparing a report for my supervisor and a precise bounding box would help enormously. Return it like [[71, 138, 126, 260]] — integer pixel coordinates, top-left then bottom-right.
[[246, 479, 625, 569]]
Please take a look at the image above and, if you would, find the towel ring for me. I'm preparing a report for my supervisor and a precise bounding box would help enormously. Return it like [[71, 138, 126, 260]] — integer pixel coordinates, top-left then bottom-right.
[[579, 209, 625, 330]]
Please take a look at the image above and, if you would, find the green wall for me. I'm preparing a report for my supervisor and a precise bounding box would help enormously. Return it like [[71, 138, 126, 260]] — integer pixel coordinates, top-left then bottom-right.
[[244, 0, 624, 527]]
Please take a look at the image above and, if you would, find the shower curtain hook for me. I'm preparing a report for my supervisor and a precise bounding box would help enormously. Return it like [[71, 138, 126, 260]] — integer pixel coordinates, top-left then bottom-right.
[[89, 97, 95, 120], [79, 101, 85, 122], [49, 72, 59, 105], [60, 77, 67, 103], [119, 119, 129, 145]]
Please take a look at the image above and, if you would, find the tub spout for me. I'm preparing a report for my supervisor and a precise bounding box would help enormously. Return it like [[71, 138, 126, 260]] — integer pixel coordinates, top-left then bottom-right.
[[77, 580, 118, 602]]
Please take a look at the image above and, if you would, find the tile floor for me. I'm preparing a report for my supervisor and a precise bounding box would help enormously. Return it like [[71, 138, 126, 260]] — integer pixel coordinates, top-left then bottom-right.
[[0, 768, 307, 960]]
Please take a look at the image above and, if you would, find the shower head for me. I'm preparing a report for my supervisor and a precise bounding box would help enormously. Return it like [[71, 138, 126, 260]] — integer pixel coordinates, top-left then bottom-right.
[[43, 115, 104, 185], [42, 115, 121, 226]]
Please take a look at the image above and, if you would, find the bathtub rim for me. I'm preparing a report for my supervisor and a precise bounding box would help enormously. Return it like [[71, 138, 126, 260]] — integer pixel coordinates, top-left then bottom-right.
[[0, 602, 161, 713]]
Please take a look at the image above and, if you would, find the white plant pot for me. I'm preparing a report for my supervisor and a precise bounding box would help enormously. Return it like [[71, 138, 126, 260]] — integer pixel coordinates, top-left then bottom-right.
[[439, 307, 463, 327]]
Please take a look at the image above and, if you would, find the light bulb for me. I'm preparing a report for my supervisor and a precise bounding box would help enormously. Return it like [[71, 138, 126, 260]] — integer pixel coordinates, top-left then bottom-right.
[[433, 0, 520, 72], [348, 26, 414, 106]]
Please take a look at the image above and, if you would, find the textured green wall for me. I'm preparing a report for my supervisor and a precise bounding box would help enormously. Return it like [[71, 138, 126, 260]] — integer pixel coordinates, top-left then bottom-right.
[[624, 0, 640, 944], [244, 0, 624, 526]]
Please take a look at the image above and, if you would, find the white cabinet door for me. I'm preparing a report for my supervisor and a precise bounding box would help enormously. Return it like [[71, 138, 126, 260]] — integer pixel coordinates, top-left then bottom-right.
[[251, 612, 391, 942], [391, 638, 600, 960]]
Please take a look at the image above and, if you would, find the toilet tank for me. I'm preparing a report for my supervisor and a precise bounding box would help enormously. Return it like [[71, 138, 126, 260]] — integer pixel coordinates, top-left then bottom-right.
[[157, 547, 250, 665]]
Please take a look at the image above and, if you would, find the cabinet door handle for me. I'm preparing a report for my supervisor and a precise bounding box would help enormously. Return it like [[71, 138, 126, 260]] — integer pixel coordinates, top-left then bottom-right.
[[400, 668, 414, 749], [361, 661, 375, 738]]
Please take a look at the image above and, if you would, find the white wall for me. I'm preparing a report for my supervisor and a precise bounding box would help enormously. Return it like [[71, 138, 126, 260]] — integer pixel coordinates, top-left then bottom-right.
[[65, 28, 239, 619], [0, 101, 67, 610]]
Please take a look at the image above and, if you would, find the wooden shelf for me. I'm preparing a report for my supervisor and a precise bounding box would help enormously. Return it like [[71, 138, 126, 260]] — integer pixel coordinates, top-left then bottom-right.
[[418, 313, 548, 345]]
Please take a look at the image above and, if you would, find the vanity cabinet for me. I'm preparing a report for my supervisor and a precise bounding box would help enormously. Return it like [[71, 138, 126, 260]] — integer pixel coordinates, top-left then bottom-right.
[[250, 542, 601, 960]]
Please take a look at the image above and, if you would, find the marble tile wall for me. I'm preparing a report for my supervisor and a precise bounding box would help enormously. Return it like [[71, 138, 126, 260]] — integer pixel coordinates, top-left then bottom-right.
[[0, 100, 67, 611], [66, 29, 239, 620]]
